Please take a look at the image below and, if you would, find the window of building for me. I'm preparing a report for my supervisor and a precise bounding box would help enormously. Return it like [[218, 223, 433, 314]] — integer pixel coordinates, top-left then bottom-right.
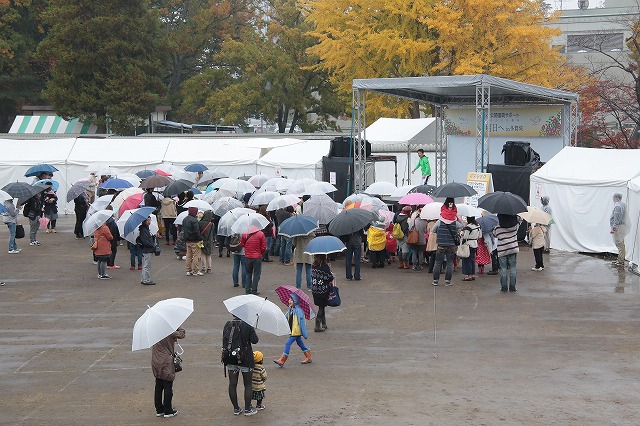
[[566, 33, 624, 53]]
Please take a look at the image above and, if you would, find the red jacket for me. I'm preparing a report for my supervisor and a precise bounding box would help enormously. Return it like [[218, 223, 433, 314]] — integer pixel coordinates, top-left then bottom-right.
[[241, 231, 266, 259]]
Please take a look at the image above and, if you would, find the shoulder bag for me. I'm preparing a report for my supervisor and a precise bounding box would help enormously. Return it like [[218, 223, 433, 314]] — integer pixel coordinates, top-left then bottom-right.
[[327, 280, 341, 307], [406, 222, 419, 245]]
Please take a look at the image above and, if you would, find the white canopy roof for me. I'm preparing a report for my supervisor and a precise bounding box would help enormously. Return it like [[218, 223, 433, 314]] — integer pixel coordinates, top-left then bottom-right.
[[363, 117, 436, 152], [531, 146, 640, 186]]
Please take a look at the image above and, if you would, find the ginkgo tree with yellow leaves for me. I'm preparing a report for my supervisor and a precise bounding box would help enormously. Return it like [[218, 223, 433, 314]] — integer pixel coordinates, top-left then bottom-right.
[[301, 0, 575, 118]]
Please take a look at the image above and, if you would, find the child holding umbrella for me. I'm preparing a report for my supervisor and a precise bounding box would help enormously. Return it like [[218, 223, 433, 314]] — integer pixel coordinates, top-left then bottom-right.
[[273, 293, 312, 367]]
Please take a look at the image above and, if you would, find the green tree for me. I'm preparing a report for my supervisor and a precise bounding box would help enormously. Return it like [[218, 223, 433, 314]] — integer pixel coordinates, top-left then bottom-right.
[[0, 0, 48, 132], [37, 0, 166, 134], [181, 0, 343, 132], [150, 0, 257, 107]]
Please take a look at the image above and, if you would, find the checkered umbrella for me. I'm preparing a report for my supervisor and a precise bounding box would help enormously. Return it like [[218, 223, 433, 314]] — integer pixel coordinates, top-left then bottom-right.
[[275, 285, 316, 320]]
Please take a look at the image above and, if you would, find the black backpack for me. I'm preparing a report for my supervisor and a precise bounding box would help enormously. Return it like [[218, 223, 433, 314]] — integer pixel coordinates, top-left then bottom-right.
[[228, 234, 242, 253], [22, 202, 31, 218], [221, 320, 245, 365]]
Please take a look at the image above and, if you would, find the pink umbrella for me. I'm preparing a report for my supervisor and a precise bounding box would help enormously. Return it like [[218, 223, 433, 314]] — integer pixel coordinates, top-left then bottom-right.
[[119, 193, 143, 217], [398, 192, 434, 206], [275, 285, 316, 320]]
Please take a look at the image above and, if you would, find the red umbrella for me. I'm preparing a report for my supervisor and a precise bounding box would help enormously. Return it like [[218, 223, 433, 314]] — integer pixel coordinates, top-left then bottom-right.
[[275, 285, 316, 320], [119, 193, 143, 216], [154, 169, 172, 177]]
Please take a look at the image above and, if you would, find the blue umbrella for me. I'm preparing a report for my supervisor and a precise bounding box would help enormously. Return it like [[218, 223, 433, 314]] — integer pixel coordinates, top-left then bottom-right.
[[476, 214, 499, 234], [303, 235, 346, 255], [25, 164, 58, 177], [123, 206, 156, 236], [99, 178, 133, 190], [278, 215, 319, 238], [184, 163, 209, 173], [33, 179, 59, 192], [136, 170, 157, 178], [190, 187, 202, 195]]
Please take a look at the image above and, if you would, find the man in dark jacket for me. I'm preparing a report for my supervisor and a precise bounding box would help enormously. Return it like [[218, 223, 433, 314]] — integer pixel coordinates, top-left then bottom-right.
[[138, 216, 157, 285], [345, 230, 364, 281], [24, 192, 43, 246], [105, 206, 121, 269], [182, 207, 203, 276], [74, 193, 89, 239], [223, 316, 259, 416], [143, 189, 161, 215]]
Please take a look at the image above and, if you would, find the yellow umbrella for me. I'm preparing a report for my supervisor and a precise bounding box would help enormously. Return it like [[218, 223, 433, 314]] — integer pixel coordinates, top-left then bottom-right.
[[518, 206, 552, 225]]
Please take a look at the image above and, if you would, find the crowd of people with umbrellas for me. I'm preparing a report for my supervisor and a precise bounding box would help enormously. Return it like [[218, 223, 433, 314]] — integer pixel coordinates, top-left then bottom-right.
[[2, 161, 555, 417]]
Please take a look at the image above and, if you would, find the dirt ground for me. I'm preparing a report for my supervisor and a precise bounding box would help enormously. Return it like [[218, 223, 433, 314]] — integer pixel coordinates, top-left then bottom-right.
[[1, 215, 640, 426]]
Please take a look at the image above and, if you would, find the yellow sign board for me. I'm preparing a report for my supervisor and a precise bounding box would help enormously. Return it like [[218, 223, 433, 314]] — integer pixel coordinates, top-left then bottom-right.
[[465, 172, 493, 207]]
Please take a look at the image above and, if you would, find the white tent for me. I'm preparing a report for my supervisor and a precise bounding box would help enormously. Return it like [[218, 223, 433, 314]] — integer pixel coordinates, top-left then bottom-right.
[[256, 140, 330, 180], [0, 136, 332, 213], [363, 117, 437, 186], [530, 146, 640, 256], [627, 177, 640, 269]]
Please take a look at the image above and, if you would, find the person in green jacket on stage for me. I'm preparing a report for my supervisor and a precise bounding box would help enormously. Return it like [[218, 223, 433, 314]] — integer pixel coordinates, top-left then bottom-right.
[[412, 148, 431, 184]]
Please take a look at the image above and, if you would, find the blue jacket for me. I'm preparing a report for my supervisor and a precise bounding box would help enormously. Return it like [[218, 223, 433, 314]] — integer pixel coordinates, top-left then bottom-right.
[[287, 298, 308, 339]]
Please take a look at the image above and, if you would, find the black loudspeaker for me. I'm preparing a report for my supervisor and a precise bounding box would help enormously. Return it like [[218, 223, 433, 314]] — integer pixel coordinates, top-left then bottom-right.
[[329, 136, 371, 158], [322, 156, 353, 204], [502, 141, 531, 166]]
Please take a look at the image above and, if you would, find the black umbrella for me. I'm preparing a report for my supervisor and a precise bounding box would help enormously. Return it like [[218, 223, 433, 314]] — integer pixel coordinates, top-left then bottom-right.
[[2, 182, 47, 205], [139, 175, 173, 189], [478, 191, 527, 215], [408, 184, 436, 195], [163, 179, 194, 197], [327, 208, 377, 236], [432, 182, 477, 198]]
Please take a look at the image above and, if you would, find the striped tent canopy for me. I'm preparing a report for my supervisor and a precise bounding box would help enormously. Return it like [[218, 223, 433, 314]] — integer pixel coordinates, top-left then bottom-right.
[[9, 115, 98, 134]]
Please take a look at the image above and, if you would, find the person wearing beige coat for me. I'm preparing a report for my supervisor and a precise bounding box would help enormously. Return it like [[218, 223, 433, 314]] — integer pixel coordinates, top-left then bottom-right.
[[151, 328, 185, 418], [292, 233, 315, 289]]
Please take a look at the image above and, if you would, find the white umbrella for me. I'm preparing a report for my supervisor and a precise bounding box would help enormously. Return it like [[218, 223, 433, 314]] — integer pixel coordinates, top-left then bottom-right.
[[304, 181, 338, 196], [111, 188, 144, 212], [456, 203, 484, 218], [223, 295, 289, 336], [260, 178, 294, 193], [248, 174, 270, 188], [218, 178, 256, 195], [217, 207, 255, 236], [184, 199, 212, 211], [231, 212, 269, 234], [211, 197, 244, 217], [85, 162, 122, 175], [518, 206, 553, 225], [132, 298, 194, 351], [174, 210, 189, 226], [248, 191, 280, 207], [287, 178, 317, 194], [88, 195, 114, 214], [0, 189, 12, 202], [389, 185, 417, 199], [303, 193, 340, 224], [365, 181, 398, 196], [82, 209, 114, 236], [420, 202, 444, 220], [117, 211, 159, 244], [202, 188, 236, 204], [116, 173, 142, 187], [266, 194, 301, 211]]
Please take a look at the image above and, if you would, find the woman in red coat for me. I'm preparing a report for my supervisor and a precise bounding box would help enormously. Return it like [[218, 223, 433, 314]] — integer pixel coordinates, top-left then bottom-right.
[[93, 223, 113, 279]]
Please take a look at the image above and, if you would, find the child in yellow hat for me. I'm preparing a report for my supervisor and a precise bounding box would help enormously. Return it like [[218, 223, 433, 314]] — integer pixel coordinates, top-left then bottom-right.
[[252, 351, 267, 410]]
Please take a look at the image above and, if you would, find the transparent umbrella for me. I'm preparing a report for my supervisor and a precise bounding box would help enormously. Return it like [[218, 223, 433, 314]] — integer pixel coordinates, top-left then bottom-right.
[[82, 209, 114, 236]]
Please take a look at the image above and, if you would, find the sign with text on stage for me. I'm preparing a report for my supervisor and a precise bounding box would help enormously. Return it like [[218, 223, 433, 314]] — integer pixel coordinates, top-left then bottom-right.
[[465, 172, 493, 207], [444, 106, 562, 137]]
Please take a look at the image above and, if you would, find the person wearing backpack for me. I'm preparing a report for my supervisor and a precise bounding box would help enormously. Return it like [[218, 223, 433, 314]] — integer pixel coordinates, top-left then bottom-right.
[[222, 315, 259, 416]]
